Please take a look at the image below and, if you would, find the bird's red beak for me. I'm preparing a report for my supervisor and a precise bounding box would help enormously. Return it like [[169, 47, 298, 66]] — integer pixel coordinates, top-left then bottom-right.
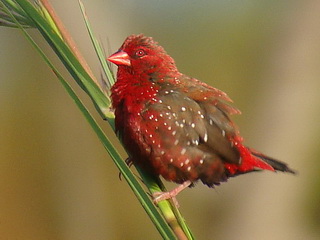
[[107, 50, 131, 66]]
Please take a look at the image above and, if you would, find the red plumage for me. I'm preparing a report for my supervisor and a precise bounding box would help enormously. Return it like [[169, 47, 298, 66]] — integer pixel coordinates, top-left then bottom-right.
[[107, 34, 295, 202]]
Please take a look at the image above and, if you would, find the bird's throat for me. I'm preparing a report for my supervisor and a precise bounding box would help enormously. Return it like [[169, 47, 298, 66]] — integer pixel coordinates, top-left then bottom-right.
[[111, 69, 160, 113]]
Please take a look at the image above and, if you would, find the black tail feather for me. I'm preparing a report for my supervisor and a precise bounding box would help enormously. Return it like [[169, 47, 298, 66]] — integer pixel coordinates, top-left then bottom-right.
[[250, 149, 296, 174]]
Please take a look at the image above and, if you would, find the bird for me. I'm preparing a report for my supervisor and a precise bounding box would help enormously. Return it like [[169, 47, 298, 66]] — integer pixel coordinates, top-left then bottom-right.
[[107, 34, 295, 204]]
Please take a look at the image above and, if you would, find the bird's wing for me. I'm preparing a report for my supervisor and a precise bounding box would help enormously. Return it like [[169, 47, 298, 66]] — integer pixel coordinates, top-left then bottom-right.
[[178, 75, 241, 115], [141, 88, 241, 165]]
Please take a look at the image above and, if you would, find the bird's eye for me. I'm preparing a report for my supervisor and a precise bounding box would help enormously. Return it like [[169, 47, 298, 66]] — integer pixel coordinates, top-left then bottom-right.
[[135, 49, 146, 57]]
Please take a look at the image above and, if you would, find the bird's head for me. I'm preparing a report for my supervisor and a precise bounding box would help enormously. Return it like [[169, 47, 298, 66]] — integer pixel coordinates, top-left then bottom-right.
[[108, 34, 178, 76]]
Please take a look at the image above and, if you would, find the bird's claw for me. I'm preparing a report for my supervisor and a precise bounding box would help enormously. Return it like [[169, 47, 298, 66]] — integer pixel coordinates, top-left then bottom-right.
[[152, 191, 180, 208], [152, 180, 192, 208], [119, 158, 134, 180]]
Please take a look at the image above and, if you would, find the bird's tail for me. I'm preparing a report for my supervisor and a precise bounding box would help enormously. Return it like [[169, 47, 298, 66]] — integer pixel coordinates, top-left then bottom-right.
[[224, 136, 296, 176], [249, 148, 296, 174]]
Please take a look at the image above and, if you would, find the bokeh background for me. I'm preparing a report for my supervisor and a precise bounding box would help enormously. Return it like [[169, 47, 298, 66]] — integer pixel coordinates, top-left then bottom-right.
[[1, 0, 320, 239]]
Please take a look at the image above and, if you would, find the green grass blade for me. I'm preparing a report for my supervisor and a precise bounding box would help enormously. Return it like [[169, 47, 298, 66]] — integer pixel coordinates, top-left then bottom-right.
[[78, 0, 114, 88], [0, 0, 34, 27], [14, 0, 110, 119]]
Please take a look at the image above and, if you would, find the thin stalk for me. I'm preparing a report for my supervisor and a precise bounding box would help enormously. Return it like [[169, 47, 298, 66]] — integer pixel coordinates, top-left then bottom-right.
[[39, 0, 98, 87]]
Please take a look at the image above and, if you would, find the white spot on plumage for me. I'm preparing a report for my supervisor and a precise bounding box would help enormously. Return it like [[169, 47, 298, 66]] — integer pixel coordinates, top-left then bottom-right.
[[203, 133, 208, 142], [168, 126, 172, 131], [191, 123, 195, 128], [180, 123, 184, 128], [158, 99, 163, 103], [174, 139, 179, 145], [181, 148, 187, 155], [164, 91, 169, 94], [160, 151, 165, 155], [186, 141, 191, 146], [187, 166, 191, 171], [172, 131, 177, 136], [199, 159, 204, 164], [222, 130, 226, 137], [181, 107, 186, 112], [200, 114, 205, 119], [185, 159, 190, 165], [170, 158, 173, 163], [167, 106, 172, 110], [209, 119, 213, 125], [180, 162, 184, 167], [175, 121, 179, 127], [159, 113, 163, 117]]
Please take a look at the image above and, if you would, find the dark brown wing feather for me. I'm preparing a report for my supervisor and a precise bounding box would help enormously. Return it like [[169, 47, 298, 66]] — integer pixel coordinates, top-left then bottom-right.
[[136, 84, 241, 185]]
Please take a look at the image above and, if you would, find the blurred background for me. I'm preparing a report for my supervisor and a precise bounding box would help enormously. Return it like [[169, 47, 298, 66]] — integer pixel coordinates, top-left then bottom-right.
[[1, 0, 320, 239]]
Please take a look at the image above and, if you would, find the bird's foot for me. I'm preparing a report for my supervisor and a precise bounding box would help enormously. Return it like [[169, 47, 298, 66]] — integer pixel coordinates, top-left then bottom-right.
[[152, 180, 192, 208], [153, 191, 180, 208]]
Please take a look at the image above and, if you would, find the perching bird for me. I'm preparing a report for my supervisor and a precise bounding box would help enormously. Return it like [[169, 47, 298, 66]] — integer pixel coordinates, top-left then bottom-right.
[[107, 34, 295, 203]]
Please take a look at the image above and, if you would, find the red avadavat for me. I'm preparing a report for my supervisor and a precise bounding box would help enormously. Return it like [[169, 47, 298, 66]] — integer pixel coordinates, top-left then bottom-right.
[[107, 35, 295, 203]]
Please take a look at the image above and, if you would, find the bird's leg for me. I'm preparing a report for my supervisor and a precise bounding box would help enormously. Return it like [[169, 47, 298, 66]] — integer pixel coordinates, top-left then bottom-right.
[[153, 180, 192, 207]]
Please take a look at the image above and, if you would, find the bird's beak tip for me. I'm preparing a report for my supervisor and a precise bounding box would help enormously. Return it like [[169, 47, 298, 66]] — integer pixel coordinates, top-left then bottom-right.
[[107, 50, 131, 66]]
